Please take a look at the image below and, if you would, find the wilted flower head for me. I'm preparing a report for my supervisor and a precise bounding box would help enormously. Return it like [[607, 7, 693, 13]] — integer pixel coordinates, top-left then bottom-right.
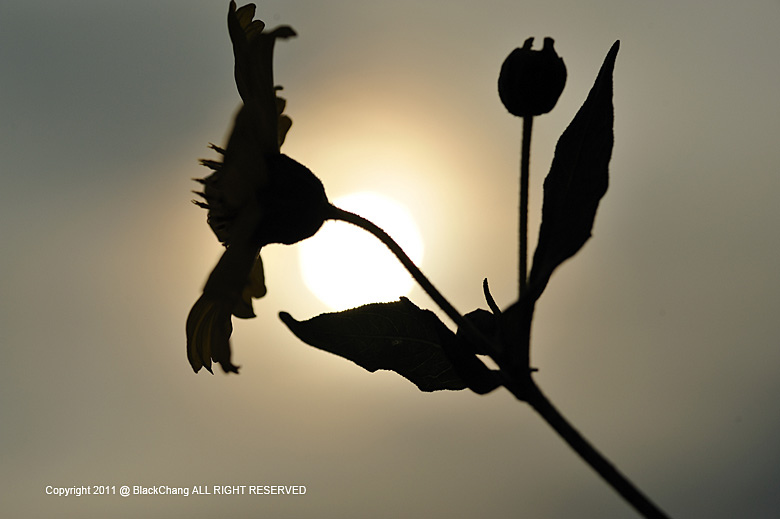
[[187, 2, 329, 374], [498, 37, 567, 117]]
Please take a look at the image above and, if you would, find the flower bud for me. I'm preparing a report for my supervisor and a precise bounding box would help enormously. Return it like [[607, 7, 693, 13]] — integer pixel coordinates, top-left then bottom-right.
[[257, 154, 329, 246], [498, 37, 566, 117]]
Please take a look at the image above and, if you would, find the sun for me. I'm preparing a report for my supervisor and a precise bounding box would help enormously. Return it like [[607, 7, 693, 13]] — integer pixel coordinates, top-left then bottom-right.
[[298, 192, 424, 310]]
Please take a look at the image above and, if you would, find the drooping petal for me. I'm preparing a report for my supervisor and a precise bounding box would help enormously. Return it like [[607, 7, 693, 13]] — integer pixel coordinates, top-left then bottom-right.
[[277, 114, 292, 148], [232, 253, 267, 318], [186, 296, 236, 373], [187, 202, 264, 373]]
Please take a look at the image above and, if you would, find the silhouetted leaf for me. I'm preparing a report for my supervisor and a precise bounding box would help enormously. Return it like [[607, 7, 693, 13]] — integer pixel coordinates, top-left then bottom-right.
[[279, 298, 467, 391], [448, 309, 503, 394], [529, 41, 620, 297]]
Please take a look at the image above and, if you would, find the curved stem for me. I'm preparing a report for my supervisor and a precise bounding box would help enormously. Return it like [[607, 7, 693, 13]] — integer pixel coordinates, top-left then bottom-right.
[[326, 204, 508, 368], [523, 378, 672, 519], [519, 115, 533, 297], [325, 204, 467, 330]]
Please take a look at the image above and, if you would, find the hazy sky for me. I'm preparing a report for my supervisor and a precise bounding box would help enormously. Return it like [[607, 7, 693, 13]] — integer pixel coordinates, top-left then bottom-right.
[[2, 1, 779, 517]]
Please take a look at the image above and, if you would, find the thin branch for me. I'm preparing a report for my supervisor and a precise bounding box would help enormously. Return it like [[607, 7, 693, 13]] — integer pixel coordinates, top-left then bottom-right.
[[523, 378, 672, 519], [325, 204, 466, 327], [519, 115, 533, 296]]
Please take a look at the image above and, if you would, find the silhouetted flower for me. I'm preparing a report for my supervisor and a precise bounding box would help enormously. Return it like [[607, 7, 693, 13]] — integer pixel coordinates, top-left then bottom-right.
[[187, 2, 329, 373], [498, 37, 566, 117]]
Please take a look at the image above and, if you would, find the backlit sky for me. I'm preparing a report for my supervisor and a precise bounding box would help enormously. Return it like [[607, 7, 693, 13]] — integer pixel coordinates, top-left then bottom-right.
[[2, 1, 780, 517]]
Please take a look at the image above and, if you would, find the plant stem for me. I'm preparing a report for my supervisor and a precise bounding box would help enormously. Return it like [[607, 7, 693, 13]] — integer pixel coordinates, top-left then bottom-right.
[[326, 204, 508, 378], [325, 204, 466, 329], [327, 204, 670, 519], [519, 115, 533, 296], [520, 378, 672, 519]]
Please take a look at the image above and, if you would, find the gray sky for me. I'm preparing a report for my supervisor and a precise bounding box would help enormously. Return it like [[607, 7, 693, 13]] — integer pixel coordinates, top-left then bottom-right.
[[2, 1, 780, 517]]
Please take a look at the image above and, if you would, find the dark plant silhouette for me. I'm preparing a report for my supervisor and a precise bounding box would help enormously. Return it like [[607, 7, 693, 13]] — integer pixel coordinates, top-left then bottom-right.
[[186, 3, 328, 373], [186, 3, 671, 518]]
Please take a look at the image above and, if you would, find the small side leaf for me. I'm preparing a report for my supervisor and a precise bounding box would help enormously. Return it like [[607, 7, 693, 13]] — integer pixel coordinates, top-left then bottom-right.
[[529, 41, 620, 297], [448, 309, 503, 394], [279, 298, 467, 391]]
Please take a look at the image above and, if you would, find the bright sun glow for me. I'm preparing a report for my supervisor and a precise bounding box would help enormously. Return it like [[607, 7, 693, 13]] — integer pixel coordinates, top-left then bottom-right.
[[299, 192, 424, 310]]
